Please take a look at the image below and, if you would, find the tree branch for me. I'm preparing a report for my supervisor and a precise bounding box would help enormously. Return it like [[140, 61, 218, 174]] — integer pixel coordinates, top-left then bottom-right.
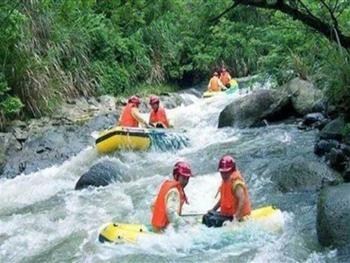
[[210, 0, 243, 22], [231, 0, 350, 49], [295, 0, 319, 22], [319, 0, 339, 30]]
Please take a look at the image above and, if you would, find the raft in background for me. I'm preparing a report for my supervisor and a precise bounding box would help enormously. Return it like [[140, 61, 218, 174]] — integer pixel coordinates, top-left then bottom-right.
[[95, 126, 189, 154], [203, 79, 239, 98], [98, 206, 284, 244]]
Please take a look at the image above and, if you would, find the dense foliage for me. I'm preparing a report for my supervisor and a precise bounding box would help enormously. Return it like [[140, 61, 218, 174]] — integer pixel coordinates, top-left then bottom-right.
[[0, 0, 349, 127]]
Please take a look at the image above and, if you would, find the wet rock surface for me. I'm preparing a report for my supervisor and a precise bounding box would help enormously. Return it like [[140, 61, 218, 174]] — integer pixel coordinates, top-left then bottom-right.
[[218, 89, 292, 128], [317, 183, 350, 248], [75, 160, 130, 190]]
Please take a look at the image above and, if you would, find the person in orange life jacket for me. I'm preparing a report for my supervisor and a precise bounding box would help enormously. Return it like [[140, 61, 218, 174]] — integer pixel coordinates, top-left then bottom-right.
[[202, 155, 251, 227], [207, 71, 225, 92], [151, 161, 192, 232], [148, 95, 170, 128], [220, 67, 232, 88], [118, 96, 150, 128]]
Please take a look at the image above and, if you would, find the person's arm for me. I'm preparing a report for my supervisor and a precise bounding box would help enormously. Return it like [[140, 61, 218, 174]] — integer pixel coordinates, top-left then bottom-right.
[[234, 185, 245, 221], [210, 186, 221, 212], [163, 109, 170, 128], [207, 78, 212, 91], [148, 115, 155, 127], [131, 107, 149, 127], [165, 189, 185, 229], [218, 79, 226, 90]]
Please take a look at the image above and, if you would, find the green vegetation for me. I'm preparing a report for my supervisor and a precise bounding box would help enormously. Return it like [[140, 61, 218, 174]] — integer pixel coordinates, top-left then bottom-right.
[[0, 0, 349, 128]]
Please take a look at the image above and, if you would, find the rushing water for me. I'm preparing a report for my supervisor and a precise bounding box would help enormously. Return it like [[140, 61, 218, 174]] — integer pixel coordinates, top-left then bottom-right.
[[0, 91, 338, 263]]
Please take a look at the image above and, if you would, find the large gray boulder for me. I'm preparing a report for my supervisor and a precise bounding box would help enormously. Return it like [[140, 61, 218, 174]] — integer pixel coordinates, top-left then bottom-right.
[[319, 116, 345, 141], [75, 160, 130, 190], [218, 89, 292, 128], [283, 78, 323, 115], [270, 157, 341, 192], [317, 183, 350, 248]]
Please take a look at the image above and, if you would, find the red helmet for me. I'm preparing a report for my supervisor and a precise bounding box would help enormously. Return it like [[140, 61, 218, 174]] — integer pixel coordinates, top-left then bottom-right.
[[128, 96, 141, 106], [149, 95, 160, 105], [173, 161, 192, 180], [218, 155, 236, 172]]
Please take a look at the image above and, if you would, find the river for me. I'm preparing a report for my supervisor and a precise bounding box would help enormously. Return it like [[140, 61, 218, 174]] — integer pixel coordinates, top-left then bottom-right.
[[0, 90, 338, 262]]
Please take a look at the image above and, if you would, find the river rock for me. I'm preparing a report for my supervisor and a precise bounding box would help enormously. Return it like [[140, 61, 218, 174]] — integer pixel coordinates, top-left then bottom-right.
[[97, 95, 117, 111], [0, 133, 22, 175], [314, 139, 339, 156], [337, 245, 350, 263], [343, 163, 350, 182], [341, 144, 350, 157], [139, 92, 191, 113], [317, 183, 350, 248], [270, 157, 341, 192], [0, 112, 117, 178], [283, 78, 323, 115], [326, 148, 347, 171], [325, 104, 339, 120], [75, 160, 129, 190], [218, 89, 292, 128], [302, 113, 325, 126], [0, 134, 8, 174], [159, 93, 187, 109], [319, 117, 345, 141]]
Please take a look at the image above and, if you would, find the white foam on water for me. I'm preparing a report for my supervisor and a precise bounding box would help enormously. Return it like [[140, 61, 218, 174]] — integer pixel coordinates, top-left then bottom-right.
[[0, 147, 99, 213]]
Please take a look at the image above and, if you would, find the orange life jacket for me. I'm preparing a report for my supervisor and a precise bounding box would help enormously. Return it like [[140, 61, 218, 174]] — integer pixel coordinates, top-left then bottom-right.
[[219, 170, 251, 217], [151, 180, 187, 231], [149, 106, 169, 128], [119, 103, 139, 127], [208, 76, 221, 92], [220, 72, 231, 86]]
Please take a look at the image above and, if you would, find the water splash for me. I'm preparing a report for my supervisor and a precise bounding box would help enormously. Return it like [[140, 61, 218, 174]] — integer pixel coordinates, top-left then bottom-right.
[[148, 130, 190, 151]]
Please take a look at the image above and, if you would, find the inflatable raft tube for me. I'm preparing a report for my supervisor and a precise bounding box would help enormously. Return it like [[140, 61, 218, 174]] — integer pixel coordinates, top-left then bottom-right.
[[203, 79, 239, 98], [95, 126, 151, 154], [98, 206, 283, 244]]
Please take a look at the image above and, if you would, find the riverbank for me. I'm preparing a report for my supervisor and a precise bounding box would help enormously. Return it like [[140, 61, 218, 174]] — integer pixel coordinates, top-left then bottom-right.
[[0, 89, 199, 178]]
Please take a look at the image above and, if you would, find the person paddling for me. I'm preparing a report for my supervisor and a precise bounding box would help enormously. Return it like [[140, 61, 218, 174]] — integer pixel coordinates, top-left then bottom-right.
[[220, 67, 232, 89], [207, 71, 225, 92], [202, 155, 251, 227], [148, 95, 170, 128], [118, 96, 150, 128], [151, 161, 192, 232]]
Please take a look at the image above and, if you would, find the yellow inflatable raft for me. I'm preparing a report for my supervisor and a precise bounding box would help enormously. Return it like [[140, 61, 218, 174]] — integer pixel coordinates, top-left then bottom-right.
[[98, 206, 283, 244], [96, 127, 151, 154], [203, 79, 239, 98]]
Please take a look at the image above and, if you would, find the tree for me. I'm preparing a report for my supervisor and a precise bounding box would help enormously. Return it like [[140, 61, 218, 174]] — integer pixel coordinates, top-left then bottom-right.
[[213, 0, 350, 49]]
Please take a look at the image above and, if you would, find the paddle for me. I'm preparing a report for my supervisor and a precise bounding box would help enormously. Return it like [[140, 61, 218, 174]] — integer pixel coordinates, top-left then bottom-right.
[[181, 213, 205, 217]]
